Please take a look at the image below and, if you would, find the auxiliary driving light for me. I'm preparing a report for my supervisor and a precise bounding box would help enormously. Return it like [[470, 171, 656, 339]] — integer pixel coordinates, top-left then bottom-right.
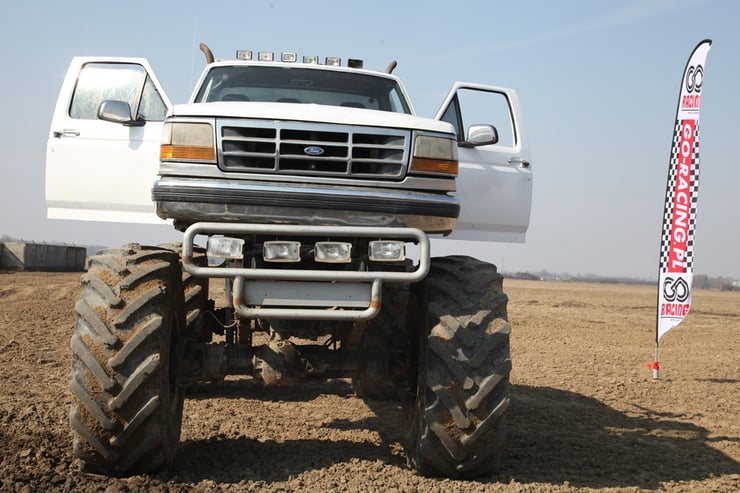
[[369, 241, 405, 262], [263, 241, 301, 262], [236, 50, 253, 60], [314, 242, 352, 263], [258, 51, 275, 62], [207, 236, 244, 260]]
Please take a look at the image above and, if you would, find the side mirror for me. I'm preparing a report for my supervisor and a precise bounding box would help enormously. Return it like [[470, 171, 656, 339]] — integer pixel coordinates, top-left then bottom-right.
[[464, 124, 498, 147], [97, 100, 145, 127]]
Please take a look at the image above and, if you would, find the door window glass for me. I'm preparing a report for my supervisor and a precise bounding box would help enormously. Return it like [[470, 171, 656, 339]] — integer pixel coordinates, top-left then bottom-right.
[[451, 88, 516, 147], [440, 95, 463, 141], [69, 63, 166, 121], [138, 76, 167, 121]]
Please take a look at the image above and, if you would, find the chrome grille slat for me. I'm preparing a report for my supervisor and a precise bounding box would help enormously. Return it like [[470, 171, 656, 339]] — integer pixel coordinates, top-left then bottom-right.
[[218, 119, 409, 179]]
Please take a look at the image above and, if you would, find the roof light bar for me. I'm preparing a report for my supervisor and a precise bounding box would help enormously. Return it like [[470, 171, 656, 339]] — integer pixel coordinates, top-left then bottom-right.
[[234, 50, 364, 69]]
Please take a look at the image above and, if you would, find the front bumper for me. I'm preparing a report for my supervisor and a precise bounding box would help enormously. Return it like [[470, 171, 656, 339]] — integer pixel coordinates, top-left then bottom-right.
[[153, 177, 458, 234]]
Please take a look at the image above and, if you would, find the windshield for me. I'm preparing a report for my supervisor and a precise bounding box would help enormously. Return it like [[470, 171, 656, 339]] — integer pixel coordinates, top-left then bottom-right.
[[194, 65, 411, 114]]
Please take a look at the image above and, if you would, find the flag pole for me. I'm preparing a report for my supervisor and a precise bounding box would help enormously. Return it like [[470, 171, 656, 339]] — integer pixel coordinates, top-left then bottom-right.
[[650, 277, 661, 380]]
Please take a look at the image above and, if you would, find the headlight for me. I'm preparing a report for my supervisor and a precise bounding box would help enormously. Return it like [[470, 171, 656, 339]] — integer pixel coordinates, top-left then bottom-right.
[[409, 135, 458, 176], [160, 122, 216, 162]]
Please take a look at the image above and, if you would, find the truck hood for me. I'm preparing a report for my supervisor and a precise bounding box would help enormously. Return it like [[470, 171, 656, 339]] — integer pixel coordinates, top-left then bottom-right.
[[171, 102, 454, 134]]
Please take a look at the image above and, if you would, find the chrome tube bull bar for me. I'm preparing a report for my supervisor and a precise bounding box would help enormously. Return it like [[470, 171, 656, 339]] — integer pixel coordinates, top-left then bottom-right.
[[181, 222, 430, 320]]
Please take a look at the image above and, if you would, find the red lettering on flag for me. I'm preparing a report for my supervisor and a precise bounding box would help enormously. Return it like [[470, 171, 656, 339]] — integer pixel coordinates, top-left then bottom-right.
[[667, 120, 695, 273], [681, 94, 701, 109], [660, 303, 691, 317]]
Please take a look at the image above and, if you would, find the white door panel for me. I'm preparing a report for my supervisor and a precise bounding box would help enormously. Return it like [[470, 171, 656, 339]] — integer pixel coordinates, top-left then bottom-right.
[[435, 82, 532, 243], [455, 149, 532, 242], [46, 123, 163, 222], [45, 57, 171, 223]]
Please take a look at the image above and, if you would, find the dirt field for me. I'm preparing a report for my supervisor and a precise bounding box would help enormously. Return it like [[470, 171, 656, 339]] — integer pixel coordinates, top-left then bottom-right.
[[0, 271, 738, 492]]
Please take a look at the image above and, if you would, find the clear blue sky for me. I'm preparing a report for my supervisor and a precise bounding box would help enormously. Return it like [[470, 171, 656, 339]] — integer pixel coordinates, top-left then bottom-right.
[[1, 0, 738, 279]]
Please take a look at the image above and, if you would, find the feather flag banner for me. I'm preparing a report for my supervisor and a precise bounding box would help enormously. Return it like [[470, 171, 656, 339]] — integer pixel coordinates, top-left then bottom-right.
[[650, 39, 711, 379]]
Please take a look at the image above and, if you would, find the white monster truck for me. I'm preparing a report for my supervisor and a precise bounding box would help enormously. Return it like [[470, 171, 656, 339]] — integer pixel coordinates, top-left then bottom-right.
[[46, 44, 532, 479]]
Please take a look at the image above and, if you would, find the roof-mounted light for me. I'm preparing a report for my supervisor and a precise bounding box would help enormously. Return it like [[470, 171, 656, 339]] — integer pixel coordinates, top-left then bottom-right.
[[234, 50, 365, 68]]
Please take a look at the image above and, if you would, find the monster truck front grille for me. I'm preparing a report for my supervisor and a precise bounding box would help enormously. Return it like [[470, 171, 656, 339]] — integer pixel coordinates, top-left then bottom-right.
[[218, 120, 409, 179]]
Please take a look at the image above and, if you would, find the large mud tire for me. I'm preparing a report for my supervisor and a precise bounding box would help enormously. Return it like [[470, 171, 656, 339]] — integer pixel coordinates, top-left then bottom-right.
[[351, 283, 409, 401], [69, 244, 186, 476], [159, 243, 210, 342], [402, 256, 512, 478]]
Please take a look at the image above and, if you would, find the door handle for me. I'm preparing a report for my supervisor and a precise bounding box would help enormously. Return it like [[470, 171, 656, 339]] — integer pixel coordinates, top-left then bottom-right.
[[508, 157, 530, 168], [53, 129, 80, 138]]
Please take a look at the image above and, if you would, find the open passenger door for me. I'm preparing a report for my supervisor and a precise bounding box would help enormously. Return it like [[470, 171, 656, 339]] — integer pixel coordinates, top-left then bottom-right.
[[46, 57, 171, 223], [435, 82, 533, 243]]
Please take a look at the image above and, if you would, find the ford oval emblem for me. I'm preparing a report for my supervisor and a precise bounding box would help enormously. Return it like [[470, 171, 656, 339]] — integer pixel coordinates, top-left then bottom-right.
[[304, 146, 325, 156]]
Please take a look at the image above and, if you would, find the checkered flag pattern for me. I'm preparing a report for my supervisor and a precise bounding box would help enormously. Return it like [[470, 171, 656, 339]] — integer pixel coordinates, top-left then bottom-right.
[[659, 120, 700, 273]]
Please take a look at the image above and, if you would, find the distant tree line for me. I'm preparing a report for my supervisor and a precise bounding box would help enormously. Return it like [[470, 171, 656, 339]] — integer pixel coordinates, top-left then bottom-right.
[[693, 274, 739, 291], [506, 270, 739, 291]]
